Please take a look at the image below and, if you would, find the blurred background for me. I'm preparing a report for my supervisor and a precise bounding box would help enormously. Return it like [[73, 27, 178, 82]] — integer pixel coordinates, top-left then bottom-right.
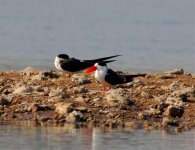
[[0, 0, 194, 73]]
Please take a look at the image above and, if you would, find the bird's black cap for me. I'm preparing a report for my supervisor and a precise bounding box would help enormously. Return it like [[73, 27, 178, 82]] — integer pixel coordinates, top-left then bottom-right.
[[58, 54, 69, 59]]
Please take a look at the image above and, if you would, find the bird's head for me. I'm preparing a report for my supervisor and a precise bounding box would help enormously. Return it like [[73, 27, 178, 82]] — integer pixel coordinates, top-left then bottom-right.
[[57, 54, 69, 60]]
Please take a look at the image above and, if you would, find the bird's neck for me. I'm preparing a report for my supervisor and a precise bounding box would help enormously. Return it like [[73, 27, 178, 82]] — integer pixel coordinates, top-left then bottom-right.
[[95, 67, 107, 80], [54, 57, 62, 70]]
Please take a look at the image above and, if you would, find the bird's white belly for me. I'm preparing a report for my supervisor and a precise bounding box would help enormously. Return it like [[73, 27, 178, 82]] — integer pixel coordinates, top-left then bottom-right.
[[95, 71, 112, 87]]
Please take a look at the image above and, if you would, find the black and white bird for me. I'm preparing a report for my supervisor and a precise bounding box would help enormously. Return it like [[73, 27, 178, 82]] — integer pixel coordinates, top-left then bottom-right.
[[54, 54, 120, 76], [86, 62, 145, 88]]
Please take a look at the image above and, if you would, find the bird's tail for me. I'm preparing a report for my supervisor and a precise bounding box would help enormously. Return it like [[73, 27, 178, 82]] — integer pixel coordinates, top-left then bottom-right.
[[89, 55, 121, 63]]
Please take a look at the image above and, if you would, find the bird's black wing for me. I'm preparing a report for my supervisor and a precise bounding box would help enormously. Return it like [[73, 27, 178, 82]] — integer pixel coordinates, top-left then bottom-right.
[[105, 69, 127, 85], [60, 58, 84, 72]]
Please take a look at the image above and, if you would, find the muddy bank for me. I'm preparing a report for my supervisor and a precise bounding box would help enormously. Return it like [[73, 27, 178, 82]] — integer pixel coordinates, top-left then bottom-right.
[[0, 67, 195, 132]]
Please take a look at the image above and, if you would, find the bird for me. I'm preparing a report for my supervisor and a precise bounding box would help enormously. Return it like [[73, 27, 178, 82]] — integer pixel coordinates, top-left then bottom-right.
[[54, 54, 121, 77], [85, 62, 145, 89]]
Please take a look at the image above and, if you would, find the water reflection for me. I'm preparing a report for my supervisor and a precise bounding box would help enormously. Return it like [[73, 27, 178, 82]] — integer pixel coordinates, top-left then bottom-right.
[[0, 122, 195, 150]]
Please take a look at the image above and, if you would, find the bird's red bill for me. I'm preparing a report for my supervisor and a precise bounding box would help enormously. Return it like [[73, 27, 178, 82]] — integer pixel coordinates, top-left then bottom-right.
[[85, 66, 97, 73]]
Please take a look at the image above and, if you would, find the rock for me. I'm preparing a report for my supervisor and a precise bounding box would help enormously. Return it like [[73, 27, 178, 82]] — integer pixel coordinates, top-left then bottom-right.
[[31, 75, 42, 81], [55, 103, 74, 115], [22, 66, 37, 78], [142, 108, 161, 116], [164, 106, 184, 118], [0, 97, 10, 106], [31, 70, 59, 80], [168, 81, 180, 92], [65, 111, 85, 123], [162, 117, 180, 126], [22, 66, 36, 73], [133, 79, 145, 86], [141, 91, 150, 98], [171, 87, 195, 98], [93, 97, 102, 103], [38, 116, 50, 122], [75, 96, 86, 103], [72, 75, 91, 84], [28, 103, 51, 112], [126, 82, 134, 87], [66, 111, 85, 123], [2, 88, 13, 95], [39, 70, 59, 79], [75, 106, 88, 112], [66, 113, 76, 123], [157, 74, 175, 79], [13, 86, 34, 94], [34, 85, 44, 92], [165, 68, 184, 75], [166, 96, 183, 106], [49, 88, 68, 99], [124, 121, 138, 128], [72, 86, 88, 94], [153, 95, 164, 103], [106, 88, 133, 107]]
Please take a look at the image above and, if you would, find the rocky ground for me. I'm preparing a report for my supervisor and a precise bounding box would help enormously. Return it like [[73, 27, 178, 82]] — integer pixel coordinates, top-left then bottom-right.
[[0, 67, 195, 132]]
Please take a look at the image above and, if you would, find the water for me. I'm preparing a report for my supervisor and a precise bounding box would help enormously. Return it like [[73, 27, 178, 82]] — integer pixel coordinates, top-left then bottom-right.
[[0, 123, 194, 150], [0, 0, 194, 72]]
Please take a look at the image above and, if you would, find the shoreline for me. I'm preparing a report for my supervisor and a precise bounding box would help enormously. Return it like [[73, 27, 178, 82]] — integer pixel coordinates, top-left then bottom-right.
[[0, 67, 195, 132]]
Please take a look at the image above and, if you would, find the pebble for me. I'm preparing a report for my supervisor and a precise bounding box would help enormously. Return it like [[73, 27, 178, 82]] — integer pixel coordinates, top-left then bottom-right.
[[39, 70, 59, 79], [162, 117, 179, 126], [49, 88, 68, 99], [143, 108, 161, 116], [75, 106, 88, 112], [28, 103, 51, 112], [164, 105, 184, 118], [171, 87, 195, 98], [33, 85, 44, 92], [106, 89, 133, 107], [168, 81, 180, 92], [72, 86, 88, 94], [22, 66, 37, 73], [75, 96, 87, 103], [0, 97, 10, 106], [157, 74, 175, 79], [124, 121, 138, 129], [65, 113, 77, 123], [141, 91, 151, 98], [2, 88, 13, 95], [55, 103, 74, 115], [13, 85, 34, 94], [71, 74, 91, 84], [165, 68, 184, 75], [31, 70, 59, 81], [166, 96, 183, 106], [38, 116, 50, 122]]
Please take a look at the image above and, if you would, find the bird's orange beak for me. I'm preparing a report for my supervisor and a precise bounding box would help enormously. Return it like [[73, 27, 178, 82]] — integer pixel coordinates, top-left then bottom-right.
[[85, 66, 97, 74]]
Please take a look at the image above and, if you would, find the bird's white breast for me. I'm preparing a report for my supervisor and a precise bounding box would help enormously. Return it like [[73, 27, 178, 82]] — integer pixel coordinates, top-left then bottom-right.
[[95, 69, 112, 87], [54, 57, 63, 70]]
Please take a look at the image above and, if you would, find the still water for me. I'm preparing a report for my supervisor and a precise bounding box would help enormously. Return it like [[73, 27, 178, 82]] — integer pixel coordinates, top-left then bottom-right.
[[0, 0, 194, 72], [0, 123, 194, 150]]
